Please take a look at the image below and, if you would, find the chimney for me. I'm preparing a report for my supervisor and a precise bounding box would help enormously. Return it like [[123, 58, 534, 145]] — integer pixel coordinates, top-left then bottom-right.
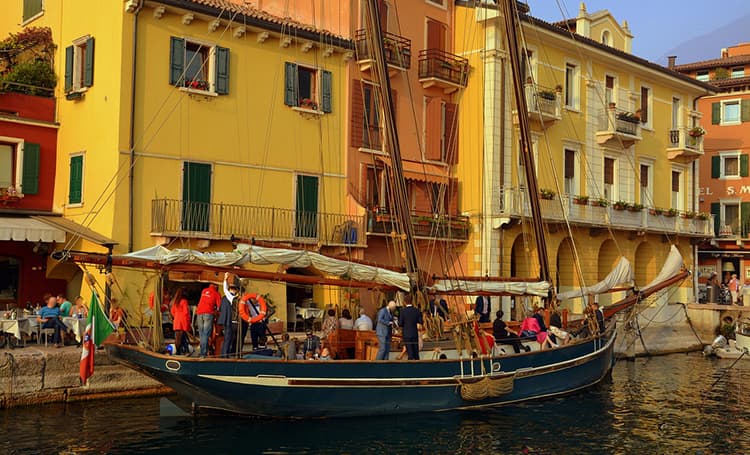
[[667, 56, 677, 69], [576, 2, 591, 38], [721, 48, 729, 58]]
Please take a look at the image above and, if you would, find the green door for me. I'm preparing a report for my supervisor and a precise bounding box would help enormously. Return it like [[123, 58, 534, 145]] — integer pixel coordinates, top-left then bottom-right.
[[295, 175, 319, 238], [182, 162, 211, 232]]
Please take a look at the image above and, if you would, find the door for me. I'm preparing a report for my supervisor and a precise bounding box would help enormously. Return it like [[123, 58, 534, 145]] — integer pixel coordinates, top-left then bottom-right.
[[182, 162, 211, 232], [426, 19, 446, 51], [295, 175, 319, 238]]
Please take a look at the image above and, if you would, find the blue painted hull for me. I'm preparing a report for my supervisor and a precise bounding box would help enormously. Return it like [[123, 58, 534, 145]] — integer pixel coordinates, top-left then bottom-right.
[[105, 329, 616, 418]]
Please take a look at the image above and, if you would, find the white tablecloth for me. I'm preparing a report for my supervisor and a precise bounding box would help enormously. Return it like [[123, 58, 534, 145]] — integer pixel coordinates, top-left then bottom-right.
[[0, 317, 35, 340], [63, 317, 87, 342], [296, 307, 324, 319]]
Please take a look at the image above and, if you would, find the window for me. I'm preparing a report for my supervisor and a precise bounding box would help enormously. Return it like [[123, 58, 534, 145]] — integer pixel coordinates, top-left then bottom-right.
[[426, 19, 447, 51], [564, 148, 577, 195], [284, 62, 332, 112], [724, 202, 740, 235], [564, 63, 578, 109], [639, 163, 652, 206], [671, 97, 681, 129], [363, 165, 385, 210], [601, 30, 611, 46], [712, 99, 749, 125], [68, 154, 84, 205], [22, 0, 43, 23], [0, 142, 39, 196], [732, 67, 745, 79], [442, 102, 458, 163], [722, 100, 741, 124], [605, 75, 615, 106], [724, 155, 740, 177], [696, 71, 709, 82], [640, 86, 650, 126], [603, 157, 616, 200], [169, 37, 229, 95], [521, 49, 535, 83], [424, 96, 457, 163], [181, 162, 211, 232], [363, 83, 382, 149], [671, 170, 682, 210], [712, 153, 748, 179], [430, 183, 446, 213], [296, 175, 319, 238], [64, 37, 95, 94]]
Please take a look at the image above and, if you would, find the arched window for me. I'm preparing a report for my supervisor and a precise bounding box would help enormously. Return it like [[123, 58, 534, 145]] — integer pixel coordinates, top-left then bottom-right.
[[601, 30, 611, 46]]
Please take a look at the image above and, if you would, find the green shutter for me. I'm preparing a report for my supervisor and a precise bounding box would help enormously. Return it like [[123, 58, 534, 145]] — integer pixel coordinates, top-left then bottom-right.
[[181, 162, 211, 232], [169, 37, 185, 86], [284, 62, 298, 106], [295, 175, 319, 238], [711, 202, 720, 237], [23, 0, 43, 21], [215, 46, 229, 95], [742, 99, 750, 122], [741, 154, 749, 177], [21, 143, 40, 195], [83, 37, 95, 87], [321, 70, 332, 113], [64, 45, 74, 92], [711, 102, 721, 125], [742, 202, 750, 237], [69, 155, 83, 204], [711, 155, 721, 178]]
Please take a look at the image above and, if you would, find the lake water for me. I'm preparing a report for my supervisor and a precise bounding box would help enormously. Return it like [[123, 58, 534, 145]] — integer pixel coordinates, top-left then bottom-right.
[[3, 352, 750, 454]]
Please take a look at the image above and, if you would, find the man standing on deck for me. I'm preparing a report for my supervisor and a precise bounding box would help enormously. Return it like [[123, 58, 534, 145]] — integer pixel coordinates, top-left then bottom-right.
[[475, 295, 491, 323], [196, 283, 220, 358], [376, 301, 397, 360], [398, 295, 423, 360], [591, 301, 605, 335], [219, 272, 240, 357]]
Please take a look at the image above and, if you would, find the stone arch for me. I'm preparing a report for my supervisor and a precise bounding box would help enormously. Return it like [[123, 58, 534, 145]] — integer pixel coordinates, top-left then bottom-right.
[[510, 233, 535, 279], [634, 241, 657, 287]]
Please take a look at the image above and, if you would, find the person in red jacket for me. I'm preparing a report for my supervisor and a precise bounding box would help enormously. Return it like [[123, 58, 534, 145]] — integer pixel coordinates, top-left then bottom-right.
[[170, 288, 191, 355], [196, 283, 220, 357]]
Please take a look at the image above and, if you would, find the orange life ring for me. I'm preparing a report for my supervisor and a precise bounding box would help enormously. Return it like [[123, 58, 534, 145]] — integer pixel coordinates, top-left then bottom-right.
[[240, 293, 267, 324]]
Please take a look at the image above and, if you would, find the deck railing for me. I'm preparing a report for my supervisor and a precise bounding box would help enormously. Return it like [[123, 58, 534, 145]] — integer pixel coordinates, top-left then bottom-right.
[[151, 199, 366, 246]]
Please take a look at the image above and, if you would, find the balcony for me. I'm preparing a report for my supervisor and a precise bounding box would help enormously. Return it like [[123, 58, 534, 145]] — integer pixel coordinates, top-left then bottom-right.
[[418, 49, 469, 94], [354, 29, 411, 75], [494, 187, 713, 237], [667, 128, 704, 163], [366, 209, 470, 242], [596, 107, 642, 148], [513, 83, 561, 129], [151, 199, 366, 247]]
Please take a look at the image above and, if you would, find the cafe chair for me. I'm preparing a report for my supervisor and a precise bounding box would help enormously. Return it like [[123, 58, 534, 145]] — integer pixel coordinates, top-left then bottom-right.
[[40, 328, 55, 346]]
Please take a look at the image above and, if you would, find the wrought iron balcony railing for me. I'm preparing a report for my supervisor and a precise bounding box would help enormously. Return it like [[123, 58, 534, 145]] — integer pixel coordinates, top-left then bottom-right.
[[366, 209, 470, 241], [354, 29, 411, 70], [418, 49, 469, 88]]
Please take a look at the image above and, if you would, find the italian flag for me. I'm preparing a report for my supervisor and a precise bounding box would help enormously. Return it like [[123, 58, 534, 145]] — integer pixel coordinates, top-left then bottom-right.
[[79, 293, 115, 385]]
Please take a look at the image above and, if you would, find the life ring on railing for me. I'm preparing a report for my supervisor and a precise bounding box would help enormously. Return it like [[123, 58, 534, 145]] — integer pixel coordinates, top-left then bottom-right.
[[240, 293, 267, 324]]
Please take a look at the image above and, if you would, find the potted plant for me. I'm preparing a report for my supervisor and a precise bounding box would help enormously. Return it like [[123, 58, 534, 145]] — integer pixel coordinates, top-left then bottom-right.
[[185, 79, 209, 91], [628, 203, 644, 212], [649, 207, 664, 216], [299, 98, 318, 110], [0, 186, 23, 205], [591, 197, 609, 208], [616, 111, 640, 124], [538, 90, 556, 101], [697, 212, 711, 221], [682, 211, 696, 219], [688, 126, 706, 137], [540, 189, 556, 200], [612, 200, 629, 210], [664, 208, 678, 217], [572, 195, 589, 205]]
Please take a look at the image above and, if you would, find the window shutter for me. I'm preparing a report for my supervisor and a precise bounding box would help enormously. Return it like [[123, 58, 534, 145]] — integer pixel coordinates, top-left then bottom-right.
[[425, 97, 442, 161], [711, 102, 721, 125], [22, 142, 40, 195], [448, 180, 459, 215], [671, 171, 680, 192], [23, 0, 42, 21], [360, 165, 370, 205], [284, 62, 298, 106], [215, 46, 230, 95], [742, 99, 750, 122], [640, 165, 648, 187], [564, 150, 575, 179], [741, 154, 749, 177], [169, 37, 185, 86], [742, 202, 750, 237], [640, 87, 648, 123], [445, 102, 458, 165], [69, 156, 83, 204], [64, 45, 74, 92], [604, 158, 614, 185], [710, 202, 720, 237], [84, 37, 95, 87], [350, 80, 364, 148], [711, 155, 721, 178], [321, 70, 332, 113]]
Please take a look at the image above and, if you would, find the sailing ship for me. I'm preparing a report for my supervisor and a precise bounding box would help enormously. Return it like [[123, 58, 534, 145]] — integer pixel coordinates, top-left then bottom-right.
[[55, 0, 692, 418]]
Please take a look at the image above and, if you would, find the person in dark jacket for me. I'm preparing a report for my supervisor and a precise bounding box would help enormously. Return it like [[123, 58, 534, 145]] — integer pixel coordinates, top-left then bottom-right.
[[398, 295, 423, 360], [492, 310, 528, 353], [218, 272, 240, 357], [475, 295, 491, 323]]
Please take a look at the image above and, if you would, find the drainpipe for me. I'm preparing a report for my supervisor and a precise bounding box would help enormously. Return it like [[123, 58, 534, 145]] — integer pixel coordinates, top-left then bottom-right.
[[128, 1, 143, 253]]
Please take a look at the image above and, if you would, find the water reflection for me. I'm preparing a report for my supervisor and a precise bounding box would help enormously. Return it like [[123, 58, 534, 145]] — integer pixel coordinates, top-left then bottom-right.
[[2, 353, 750, 454]]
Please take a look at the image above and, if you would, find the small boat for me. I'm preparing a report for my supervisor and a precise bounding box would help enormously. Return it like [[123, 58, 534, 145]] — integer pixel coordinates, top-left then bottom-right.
[[706, 320, 750, 359]]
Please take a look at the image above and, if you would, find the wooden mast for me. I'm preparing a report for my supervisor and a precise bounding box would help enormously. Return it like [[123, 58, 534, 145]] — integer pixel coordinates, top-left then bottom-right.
[[500, 0, 551, 285], [363, 0, 422, 290]]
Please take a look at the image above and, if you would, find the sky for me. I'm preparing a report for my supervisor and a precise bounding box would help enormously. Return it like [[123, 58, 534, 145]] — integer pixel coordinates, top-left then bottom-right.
[[525, 0, 750, 65]]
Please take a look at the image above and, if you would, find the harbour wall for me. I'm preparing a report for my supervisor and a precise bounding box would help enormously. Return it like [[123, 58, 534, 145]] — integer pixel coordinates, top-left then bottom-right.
[[0, 346, 172, 409]]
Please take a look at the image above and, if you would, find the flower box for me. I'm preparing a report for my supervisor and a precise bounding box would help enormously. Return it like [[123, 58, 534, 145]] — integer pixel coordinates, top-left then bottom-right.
[[540, 189, 556, 200], [649, 208, 663, 216], [572, 196, 589, 205], [627, 204, 644, 212], [612, 202, 629, 211], [591, 198, 609, 208]]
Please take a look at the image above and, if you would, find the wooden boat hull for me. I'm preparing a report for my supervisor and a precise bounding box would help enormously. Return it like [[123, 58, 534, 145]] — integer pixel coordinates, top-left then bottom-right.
[[105, 328, 616, 418]]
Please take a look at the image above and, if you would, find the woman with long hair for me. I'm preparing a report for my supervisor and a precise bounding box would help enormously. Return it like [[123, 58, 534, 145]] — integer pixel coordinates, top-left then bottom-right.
[[170, 288, 191, 355]]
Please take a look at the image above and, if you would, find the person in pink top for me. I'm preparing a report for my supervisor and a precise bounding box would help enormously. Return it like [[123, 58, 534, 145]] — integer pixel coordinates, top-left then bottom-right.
[[170, 288, 191, 355], [520, 313, 548, 345], [728, 274, 740, 305]]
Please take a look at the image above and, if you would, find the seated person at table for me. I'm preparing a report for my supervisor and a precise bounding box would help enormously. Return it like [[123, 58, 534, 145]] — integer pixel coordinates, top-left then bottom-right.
[[339, 309, 354, 330], [57, 294, 73, 317], [70, 296, 88, 319], [353, 308, 373, 331], [302, 329, 321, 359], [38, 295, 67, 347], [321, 309, 338, 338], [493, 310, 529, 353]]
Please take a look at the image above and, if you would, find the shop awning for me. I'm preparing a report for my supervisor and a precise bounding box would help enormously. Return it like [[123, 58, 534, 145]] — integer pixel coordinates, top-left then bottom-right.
[[376, 157, 450, 184], [0, 217, 66, 242], [31, 216, 117, 247]]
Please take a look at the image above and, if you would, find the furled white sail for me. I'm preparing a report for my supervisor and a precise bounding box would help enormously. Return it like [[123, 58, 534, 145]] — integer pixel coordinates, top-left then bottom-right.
[[641, 245, 684, 292], [429, 280, 550, 297], [557, 256, 634, 301]]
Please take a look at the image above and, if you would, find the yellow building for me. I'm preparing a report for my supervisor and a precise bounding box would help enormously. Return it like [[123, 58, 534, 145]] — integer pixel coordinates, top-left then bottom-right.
[[454, 2, 714, 314], [1, 0, 355, 320]]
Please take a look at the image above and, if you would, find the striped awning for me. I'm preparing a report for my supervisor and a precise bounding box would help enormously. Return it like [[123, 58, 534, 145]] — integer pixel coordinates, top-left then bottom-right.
[[0, 217, 66, 242]]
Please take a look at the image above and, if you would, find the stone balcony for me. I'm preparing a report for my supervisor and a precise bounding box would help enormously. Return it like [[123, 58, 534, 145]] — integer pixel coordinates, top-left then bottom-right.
[[596, 107, 642, 148], [513, 83, 561, 130], [667, 128, 704, 163]]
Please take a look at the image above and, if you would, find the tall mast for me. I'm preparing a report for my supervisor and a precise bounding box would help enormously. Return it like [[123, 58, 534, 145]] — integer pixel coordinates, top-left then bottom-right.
[[364, 0, 422, 290], [500, 0, 551, 284]]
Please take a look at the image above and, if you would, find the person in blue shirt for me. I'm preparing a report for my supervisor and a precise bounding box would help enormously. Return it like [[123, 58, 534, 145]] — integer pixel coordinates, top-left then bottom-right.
[[38, 295, 67, 347], [375, 301, 397, 360]]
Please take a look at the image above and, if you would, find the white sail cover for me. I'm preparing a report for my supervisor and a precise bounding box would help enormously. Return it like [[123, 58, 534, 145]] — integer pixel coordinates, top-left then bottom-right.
[[429, 280, 550, 297], [557, 256, 634, 301], [641, 245, 684, 292]]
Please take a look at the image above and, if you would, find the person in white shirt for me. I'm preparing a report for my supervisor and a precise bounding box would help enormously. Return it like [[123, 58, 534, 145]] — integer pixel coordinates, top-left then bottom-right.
[[339, 308, 354, 330], [353, 308, 373, 331]]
